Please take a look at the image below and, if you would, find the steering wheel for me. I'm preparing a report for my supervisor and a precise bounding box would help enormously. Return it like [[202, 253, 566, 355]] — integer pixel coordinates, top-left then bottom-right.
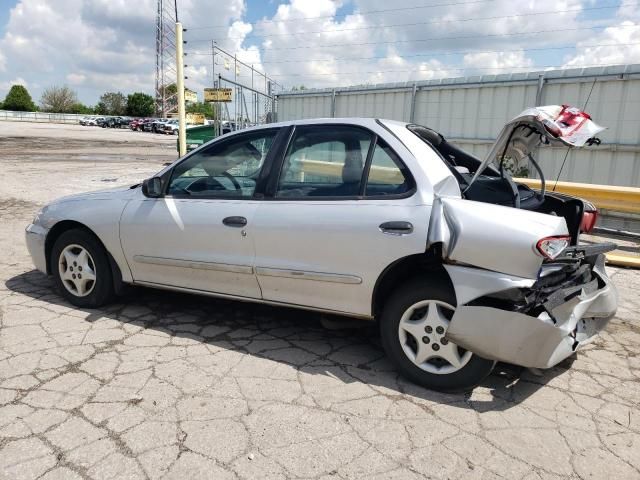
[[184, 176, 227, 193], [221, 171, 242, 191]]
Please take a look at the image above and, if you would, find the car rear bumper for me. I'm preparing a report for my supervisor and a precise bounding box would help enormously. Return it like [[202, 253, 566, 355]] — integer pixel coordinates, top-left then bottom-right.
[[446, 254, 617, 369], [25, 223, 48, 274]]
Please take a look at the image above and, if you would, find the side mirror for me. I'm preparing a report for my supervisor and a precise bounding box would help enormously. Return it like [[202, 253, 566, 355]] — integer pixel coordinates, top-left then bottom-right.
[[141, 177, 163, 198]]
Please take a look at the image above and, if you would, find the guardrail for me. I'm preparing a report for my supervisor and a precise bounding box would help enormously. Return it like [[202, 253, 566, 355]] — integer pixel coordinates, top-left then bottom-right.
[[515, 178, 640, 215], [516, 178, 640, 268], [0, 110, 119, 124], [1, 110, 85, 124]]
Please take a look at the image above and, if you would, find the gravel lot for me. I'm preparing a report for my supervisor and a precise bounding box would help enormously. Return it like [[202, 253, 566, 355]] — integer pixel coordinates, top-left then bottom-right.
[[1, 121, 639, 480]]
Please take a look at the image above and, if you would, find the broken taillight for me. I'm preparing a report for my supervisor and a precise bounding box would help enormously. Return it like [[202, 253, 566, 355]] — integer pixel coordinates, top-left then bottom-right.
[[580, 208, 598, 233], [536, 235, 571, 259]]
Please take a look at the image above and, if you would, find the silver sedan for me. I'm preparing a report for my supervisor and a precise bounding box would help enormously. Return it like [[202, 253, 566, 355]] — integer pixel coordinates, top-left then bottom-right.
[[25, 108, 618, 391]]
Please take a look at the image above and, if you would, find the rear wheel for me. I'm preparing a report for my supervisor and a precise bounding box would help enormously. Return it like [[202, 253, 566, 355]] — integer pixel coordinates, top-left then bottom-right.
[[51, 229, 114, 308], [380, 279, 494, 391]]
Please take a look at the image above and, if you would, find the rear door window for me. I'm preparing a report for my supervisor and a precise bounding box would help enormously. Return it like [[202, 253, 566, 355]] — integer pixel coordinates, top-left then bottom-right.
[[275, 126, 373, 198], [365, 141, 413, 196]]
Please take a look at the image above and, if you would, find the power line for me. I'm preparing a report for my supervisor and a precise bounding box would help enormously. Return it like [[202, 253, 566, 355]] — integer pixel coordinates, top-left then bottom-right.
[[189, 62, 638, 78], [184, 23, 640, 54], [187, 0, 501, 30], [186, 2, 637, 42], [185, 62, 637, 82], [186, 42, 640, 64]]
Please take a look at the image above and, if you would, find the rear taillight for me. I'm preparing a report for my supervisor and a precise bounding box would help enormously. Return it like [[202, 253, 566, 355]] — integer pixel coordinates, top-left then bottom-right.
[[536, 235, 570, 259], [580, 209, 598, 233]]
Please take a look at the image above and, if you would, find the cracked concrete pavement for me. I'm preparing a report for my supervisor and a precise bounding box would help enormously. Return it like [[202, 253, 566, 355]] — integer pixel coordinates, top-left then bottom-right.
[[1, 122, 639, 480]]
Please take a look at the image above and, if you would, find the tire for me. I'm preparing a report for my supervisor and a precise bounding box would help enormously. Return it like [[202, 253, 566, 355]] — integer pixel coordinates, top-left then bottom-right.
[[379, 279, 494, 392], [50, 228, 114, 308]]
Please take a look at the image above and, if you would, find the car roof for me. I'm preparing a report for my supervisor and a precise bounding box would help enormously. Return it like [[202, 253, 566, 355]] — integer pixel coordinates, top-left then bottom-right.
[[227, 117, 410, 133]]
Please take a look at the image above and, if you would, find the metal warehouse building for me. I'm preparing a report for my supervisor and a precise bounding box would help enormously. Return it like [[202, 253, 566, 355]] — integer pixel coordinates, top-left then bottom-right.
[[276, 64, 640, 188]]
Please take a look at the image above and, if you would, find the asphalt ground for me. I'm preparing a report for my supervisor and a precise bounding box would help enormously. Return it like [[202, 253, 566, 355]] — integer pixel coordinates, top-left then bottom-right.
[[0, 121, 639, 480]]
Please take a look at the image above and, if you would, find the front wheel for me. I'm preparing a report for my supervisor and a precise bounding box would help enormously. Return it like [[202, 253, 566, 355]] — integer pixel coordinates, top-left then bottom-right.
[[50, 229, 114, 308], [379, 279, 494, 392]]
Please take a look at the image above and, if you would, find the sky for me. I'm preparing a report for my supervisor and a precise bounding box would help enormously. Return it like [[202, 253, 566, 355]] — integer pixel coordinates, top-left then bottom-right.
[[0, 0, 639, 106]]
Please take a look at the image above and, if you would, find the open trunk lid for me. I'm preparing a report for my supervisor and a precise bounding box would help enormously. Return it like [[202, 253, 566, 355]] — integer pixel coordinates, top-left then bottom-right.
[[466, 105, 606, 189]]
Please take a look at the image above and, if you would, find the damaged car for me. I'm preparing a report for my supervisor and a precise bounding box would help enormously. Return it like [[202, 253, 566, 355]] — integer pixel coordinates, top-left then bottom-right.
[[25, 105, 618, 391]]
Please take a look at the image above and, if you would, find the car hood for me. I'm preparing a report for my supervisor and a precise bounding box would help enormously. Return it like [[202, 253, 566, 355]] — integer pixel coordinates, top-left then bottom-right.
[[467, 105, 605, 188], [48, 185, 140, 206]]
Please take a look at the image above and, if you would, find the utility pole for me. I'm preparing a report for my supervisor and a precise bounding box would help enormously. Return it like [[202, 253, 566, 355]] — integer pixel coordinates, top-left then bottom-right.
[[176, 21, 186, 156], [154, 0, 177, 116], [211, 40, 216, 88]]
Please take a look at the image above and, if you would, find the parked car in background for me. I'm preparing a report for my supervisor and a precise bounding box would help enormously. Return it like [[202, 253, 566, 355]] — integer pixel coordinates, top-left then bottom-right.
[[221, 120, 237, 135], [79, 116, 100, 126], [101, 117, 117, 128], [129, 119, 144, 131], [141, 119, 156, 132], [25, 107, 617, 392], [118, 116, 132, 128], [101, 116, 131, 128], [162, 119, 179, 135], [96, 117, 109, 128], [150, 118, 169, 133]]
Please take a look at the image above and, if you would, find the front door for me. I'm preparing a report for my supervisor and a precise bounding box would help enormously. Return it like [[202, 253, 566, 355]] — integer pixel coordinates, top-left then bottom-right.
[[252, 124, 430, 317], [120, 128, 280, 298]]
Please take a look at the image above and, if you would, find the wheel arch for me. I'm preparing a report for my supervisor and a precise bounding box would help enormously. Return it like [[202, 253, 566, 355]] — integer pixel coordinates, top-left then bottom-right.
[[371, 244, 455, 319], [45, 220, 125, 294]]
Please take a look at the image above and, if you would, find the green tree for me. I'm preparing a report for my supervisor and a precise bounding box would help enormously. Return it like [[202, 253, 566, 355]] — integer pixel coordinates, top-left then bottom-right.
[[126, 92, 154, 117], [186, 101, 218, 119], [98, 91, 127, 115], [68, 103, 94, 114], [40, 85, 78, 113], [2, 84, 37, 111]]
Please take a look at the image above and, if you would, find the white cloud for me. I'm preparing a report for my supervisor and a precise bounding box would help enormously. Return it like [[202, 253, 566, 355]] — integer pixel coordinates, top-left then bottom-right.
[[66, 73, 87, 85], [463, 51, 534, 74], [242, 0, 597, 88], [0, 76, 28, 94], [1, 0, 637, 102], [564, 21, 640, 67], [0, 0, 245, 103]]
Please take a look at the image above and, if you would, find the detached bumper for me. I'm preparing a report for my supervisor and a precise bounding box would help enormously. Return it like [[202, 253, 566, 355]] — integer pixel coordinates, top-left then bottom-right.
[[25, 223, 48, 274], [446, 254, 617, 369]]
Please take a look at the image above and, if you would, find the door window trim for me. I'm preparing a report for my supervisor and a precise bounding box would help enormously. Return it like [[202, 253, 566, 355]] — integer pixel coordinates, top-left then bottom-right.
[[161, 127, 289, 200], [265, 123, 416, 201]]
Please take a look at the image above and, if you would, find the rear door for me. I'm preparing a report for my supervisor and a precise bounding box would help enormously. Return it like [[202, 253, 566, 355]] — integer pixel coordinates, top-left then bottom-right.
[[252, 124, 430, 317]]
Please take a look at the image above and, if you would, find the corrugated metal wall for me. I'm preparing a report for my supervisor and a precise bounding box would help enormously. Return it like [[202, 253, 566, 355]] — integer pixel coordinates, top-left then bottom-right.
[[276, 65, 640, 187]]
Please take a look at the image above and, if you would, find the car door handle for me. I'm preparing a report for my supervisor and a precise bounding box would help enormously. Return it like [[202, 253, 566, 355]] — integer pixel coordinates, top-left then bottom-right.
[[222, 216, 247, 227], [379, 221, 413, 235]]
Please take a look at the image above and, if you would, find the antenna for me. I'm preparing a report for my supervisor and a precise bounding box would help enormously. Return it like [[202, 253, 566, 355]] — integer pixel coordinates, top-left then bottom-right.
[[552, 77, 597, 191]]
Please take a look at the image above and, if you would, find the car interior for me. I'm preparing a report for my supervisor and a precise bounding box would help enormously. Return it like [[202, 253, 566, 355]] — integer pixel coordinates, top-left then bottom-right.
[[276, 128, 411, 198], [408, 124, 584, 243]]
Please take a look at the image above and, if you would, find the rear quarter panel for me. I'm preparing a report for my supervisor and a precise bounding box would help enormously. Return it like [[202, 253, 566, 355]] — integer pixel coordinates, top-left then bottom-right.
[[431, 197, 569, 278]]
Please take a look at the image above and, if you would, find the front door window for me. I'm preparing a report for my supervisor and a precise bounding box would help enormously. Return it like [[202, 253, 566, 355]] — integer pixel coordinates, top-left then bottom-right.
[[168, 130, 278, 198]]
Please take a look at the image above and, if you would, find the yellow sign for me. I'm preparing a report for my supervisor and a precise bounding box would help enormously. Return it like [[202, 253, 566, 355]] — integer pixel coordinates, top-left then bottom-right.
[[204, 87, 232, 102], [185, 89, 197, 103], [187, 113, 205, 125]]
